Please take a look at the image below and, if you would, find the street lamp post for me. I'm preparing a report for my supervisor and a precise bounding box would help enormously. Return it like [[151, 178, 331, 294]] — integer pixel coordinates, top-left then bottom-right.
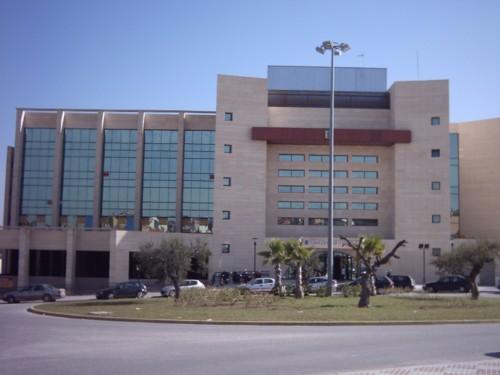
[[419, 243, 429, 284], [252, 237, 258, 276], [316, 41, 350, 296]]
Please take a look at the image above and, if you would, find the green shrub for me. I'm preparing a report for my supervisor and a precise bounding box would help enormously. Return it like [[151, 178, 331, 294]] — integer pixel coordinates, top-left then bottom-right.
[[316, 286, 330, 297], [175, 288, 276, 308], [341, 284, 361, 297]]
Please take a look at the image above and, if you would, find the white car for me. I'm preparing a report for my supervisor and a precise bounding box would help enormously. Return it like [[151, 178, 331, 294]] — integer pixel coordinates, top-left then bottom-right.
[[240, 277, 276, 293], [308, 276, 338, 293], [161, 279, 205, 297]]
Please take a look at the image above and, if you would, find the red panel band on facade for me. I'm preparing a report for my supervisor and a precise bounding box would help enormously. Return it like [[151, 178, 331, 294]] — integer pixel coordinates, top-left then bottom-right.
[[251, 127, 411, 146]]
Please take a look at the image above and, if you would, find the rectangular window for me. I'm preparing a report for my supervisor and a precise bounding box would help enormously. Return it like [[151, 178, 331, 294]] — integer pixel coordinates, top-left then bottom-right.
[[352, 155, 378, 164], [432, 248, 442, 256], [222, 211, 231, 220], [224, 112, 233, 121], [223, 177, 231, 186], [29, 250, 66, 277], [223, 144, 232, 153], [278, 185, 305, 193], [351, 219, 378, 227], [75, 251, 110, 278], [221, 243, 230, 253], [308, 154, 348, 163], [278, 201, 304, 209], [352, 170, 378, 179], [307, 217, 348, 226], [279, 154, 305, 162], [431, 181, 441, 190], [352, 202, 378, 210], [278, 217, 304, 225], [431, 149, 441, 158], [431, 117, 441, 126], [278, 169, 305, 177], [352, 186, 378, 195], [432, 214, 441, 223]]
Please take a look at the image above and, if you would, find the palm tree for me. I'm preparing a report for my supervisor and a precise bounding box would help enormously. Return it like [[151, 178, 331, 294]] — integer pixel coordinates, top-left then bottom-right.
[[284, 239, 314, 298], [258, 239, 287, 296]]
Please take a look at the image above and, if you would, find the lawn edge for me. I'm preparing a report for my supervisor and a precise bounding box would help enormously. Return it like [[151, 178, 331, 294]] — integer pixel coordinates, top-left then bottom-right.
[[28, 305, 500, 326]]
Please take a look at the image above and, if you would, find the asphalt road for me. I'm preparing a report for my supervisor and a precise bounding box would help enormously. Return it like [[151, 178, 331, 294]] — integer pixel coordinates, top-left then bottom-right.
[[1, 300, 500, 375]]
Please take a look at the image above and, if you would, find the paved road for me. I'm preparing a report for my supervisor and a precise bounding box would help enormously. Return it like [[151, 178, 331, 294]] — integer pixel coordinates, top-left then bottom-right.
[[1, 301, 499, 375]]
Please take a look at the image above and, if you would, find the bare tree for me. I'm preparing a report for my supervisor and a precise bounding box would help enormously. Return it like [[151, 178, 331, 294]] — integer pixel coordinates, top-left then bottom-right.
[[432, 240, 500, 300], [340, 235, 407, 308], [134, 237, 211, 299]]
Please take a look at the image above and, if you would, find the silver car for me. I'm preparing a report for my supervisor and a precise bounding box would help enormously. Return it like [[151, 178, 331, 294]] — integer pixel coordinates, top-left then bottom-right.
[[161, 279, 206, 297], [308, 276, 338, 293], [240, 277, 276, 293], [2, 284, 65, 303]]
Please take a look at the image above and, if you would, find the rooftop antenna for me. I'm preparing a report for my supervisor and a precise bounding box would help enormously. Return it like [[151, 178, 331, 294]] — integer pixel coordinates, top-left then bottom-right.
[[416, 51, 420, 80]]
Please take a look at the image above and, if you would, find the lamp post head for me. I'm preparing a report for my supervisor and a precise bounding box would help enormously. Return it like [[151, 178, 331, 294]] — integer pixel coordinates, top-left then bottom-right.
[[316, 40, 351, 56]]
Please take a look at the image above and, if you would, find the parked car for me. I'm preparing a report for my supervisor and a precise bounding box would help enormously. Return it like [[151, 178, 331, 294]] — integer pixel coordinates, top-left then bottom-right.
[[308, 276, 338, 293], [424, 275, 470, 293], [96, 281, 147, 300], [210, 272, 230, 286], [161, 279, 206, 297], [388, 275, 415, 290], [349, 275, 394, 294], [240, 277, 276, 293], [2, 284, 65, 303]]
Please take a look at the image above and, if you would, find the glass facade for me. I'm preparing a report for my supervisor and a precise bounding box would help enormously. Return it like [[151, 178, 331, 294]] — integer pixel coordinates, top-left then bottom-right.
[[182, 130, 215, 233], [20, 128, 56, 226], [101, 129, 137, 229], [141, 130, 178, 232], [61, 129, 96, 228]]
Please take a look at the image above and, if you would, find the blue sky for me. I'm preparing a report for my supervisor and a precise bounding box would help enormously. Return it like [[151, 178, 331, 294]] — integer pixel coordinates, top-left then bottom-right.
[[0, 0, 499, 222]]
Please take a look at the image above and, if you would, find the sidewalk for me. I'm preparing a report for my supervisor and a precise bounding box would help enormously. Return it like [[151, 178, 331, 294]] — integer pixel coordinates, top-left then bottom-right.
[[340, 359, 500, 374]]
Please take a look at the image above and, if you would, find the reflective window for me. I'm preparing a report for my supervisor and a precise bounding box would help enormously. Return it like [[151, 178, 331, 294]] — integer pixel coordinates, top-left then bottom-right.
[[278, 185, 305, 193], [308, 202, 347, 210], [352, 170, 378, 179], [279, 154, 305, 162], [351, 219, 378, 226], [351, 155, 378, 164], [278, 169, 305, 177], [101, 129, 137, 229], [223, 177, 231, 186], [309, 170, 348, 178], [60, 129, 96, 228], [308, 154, 348, 163], [182, 130, 215, 233], [431, 117, 441, 126], [432, 214, 441, 223], [142, 130, 178, 232], [431, 149, 441, 158], [224, 144, 232, 153], [308, 186, 348, 194], [307, 218, 348, 226], [431, 181, 441, 191], [352, 202, 378, 210], [277, 217, 304, 225], [224, 112, 233, 121], [352, 186, 378, 195], [278, 201, 304, 209], [222, 210, 231, 220], [20, 128, 56, 226]]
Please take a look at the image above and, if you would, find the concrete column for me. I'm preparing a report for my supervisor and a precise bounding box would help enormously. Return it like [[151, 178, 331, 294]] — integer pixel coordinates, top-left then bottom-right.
[[108, 230, 128, 285], [17, 228, 31, 287], [10, 110, 26, 226], [52, 111, 65, 226], [65, 229, 76, 292], [92, 112, 105, 228], [133, 112, 145, 230], [175, 112, 185, 232], [3, 146, 14, 227]]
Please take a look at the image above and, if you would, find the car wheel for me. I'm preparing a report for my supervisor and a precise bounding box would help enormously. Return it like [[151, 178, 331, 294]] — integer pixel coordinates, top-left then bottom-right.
[[42, 294, 53, 302], [136, 291, 144, 299], [6, 295, 15, 304], [108, 293, 114, 299], [459, 286, 465, 293], [168, 290, 175, 298]]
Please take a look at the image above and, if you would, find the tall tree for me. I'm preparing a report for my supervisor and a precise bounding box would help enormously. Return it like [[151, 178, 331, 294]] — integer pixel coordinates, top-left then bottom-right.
[[284, 239, 314, 298], [134, 237, 211, 299], [258, 239, 287, 296], [432, 240, 500, 300], [340, 235, 407, 308]]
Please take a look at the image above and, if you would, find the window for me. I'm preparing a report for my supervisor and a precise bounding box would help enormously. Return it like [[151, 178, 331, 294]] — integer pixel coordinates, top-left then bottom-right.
[[223, 177, 231, 186], [221, 243, 230, 253], [224, 144, 232, 153], [29, 250, 66, 277], [431, 117, 441, 126], [278, 185, 304, 193], [278, 201, 304, 209], [352, 186, 378, 195], [309, 170, 328, 178], [431, 181, 441, 190], [308, 154, 348, 163], [278, 169, 305, 177], [432, 248, 442, 257], [76, 251, 110, 278], [351, 155, 378, 164], [222, 211, 231, 220], [279, 154, 305, 162], [351, 219, 378, 226], [431, 149, 441, 158], [224, 112, 233, 121], [308, 218, 348, 226], [277, 217, 304, 225], [352, 170, 378, 179], [432, 214, 441, 223], [352, 202, 378, 210]]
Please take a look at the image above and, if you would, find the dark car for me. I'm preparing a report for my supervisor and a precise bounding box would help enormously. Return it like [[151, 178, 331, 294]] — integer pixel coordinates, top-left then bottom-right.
[[424, 275, 470, 293], [349, 275, 394, 294], [2, 284, 65, 303], [388, 275, 415, 290], [96, 281, 147, 300]]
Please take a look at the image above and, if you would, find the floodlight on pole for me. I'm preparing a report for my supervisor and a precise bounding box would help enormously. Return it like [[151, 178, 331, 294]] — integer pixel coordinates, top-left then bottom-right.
[[315, 40, 350, 296]]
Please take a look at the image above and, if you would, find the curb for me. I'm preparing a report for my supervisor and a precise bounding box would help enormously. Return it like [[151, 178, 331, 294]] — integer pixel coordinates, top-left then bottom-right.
[[27, 306, 500, 326]]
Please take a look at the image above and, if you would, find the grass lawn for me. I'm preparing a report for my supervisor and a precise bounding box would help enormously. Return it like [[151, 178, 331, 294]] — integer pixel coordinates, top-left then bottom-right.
[[34, 294, 500, 323]]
